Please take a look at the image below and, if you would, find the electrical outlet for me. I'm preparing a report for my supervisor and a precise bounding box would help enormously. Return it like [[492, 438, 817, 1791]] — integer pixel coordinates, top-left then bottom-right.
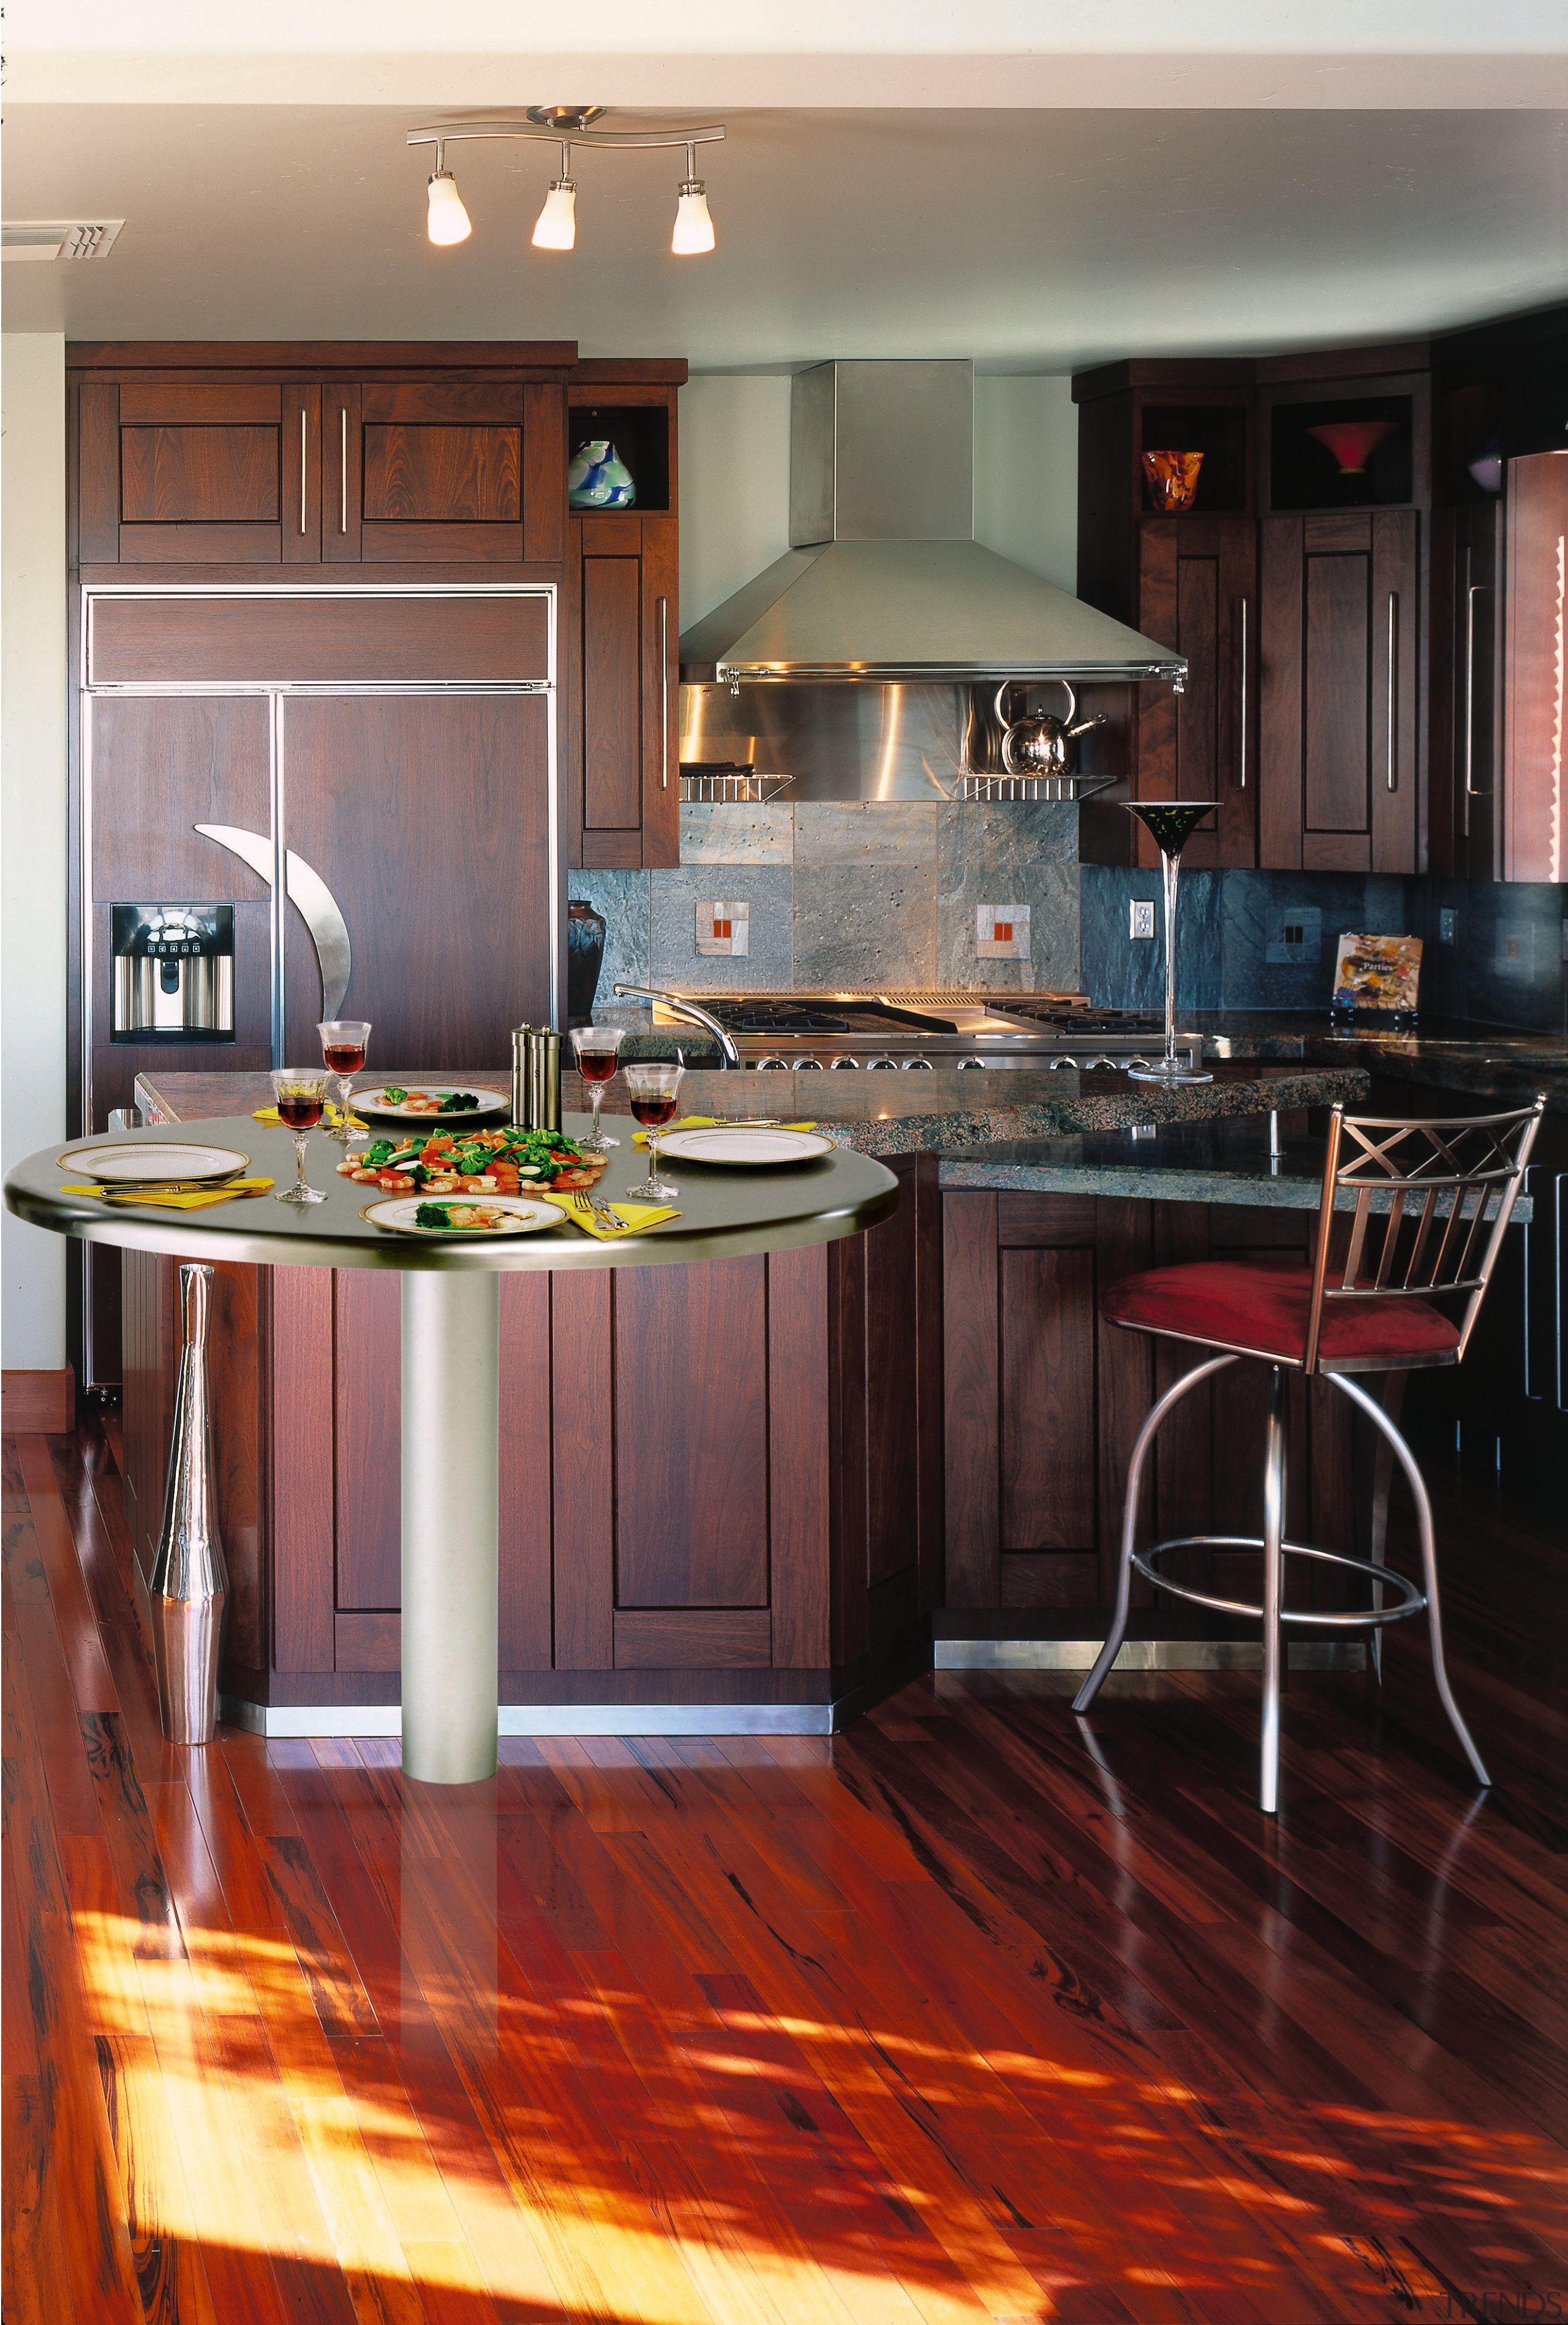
[[1439, 908, 1457, 945], [1129, 899, 1156, 940]]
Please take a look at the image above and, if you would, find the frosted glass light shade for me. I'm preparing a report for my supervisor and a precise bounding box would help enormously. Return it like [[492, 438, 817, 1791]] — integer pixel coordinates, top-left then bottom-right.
[[532, 181, 576, 251], [671, 183, 715, 255], [426, 172, 471, 245]]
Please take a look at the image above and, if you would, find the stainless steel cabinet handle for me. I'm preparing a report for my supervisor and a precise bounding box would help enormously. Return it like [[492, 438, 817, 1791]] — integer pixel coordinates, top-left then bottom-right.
[[339, 407, 349, 534], [1464, 582, 1491, 797], [300, 409, 307, 534], [658, 596, 669, 789], [1522, 1164, 1542, 1401], [1237, 595, 1248, 789], [1545, 1172, 1554, 1404], [194, 823, 353, 1023], [1385, 591, 1398, 792]]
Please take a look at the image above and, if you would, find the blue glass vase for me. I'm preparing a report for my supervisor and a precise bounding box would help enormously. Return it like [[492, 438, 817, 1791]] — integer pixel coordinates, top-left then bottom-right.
[[568, 438, 637, 510]]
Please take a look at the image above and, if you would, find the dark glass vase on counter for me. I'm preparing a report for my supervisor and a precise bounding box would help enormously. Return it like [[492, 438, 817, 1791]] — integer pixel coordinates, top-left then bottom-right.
[[567, 897, 608, 1029]]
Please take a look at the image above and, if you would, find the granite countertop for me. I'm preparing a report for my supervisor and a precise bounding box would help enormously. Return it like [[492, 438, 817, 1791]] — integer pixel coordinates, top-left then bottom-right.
[[135, 1059, 1371, 1172], [941, 1115, 1534, 1221], [589, 1005, 1566, 1114], [1182, 1012, 1567, 1114]]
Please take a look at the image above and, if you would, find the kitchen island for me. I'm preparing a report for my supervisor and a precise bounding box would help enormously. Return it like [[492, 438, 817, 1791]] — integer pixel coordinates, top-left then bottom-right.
[[126, 1056, 1404, 1731]]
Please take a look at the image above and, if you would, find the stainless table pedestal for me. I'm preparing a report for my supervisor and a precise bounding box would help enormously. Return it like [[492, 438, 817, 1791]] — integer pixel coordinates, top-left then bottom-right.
[[401, 1272, 500, 1784]]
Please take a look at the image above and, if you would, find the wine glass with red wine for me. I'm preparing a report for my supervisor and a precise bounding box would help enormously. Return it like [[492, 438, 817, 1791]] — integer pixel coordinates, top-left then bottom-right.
[[317, 1019, 372, 1142], [570, 1025, 624, 1151], [270, 1068, 331, 1205], [623, 1061, 684, 1200]]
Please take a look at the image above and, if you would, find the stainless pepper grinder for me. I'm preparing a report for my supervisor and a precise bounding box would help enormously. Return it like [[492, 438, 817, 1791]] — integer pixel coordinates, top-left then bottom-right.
[[531, 1029, 562, 1132], [148, 1262, 229, 1744], [511, 1025, 533, 1125]]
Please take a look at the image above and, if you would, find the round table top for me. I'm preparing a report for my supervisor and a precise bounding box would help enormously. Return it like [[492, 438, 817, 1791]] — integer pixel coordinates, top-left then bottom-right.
[[5, 1115, 900, 1274]]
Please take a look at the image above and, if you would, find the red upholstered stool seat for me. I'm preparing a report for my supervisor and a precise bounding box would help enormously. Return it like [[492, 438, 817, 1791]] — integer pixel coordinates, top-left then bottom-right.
[[1101, 1259, 1462, 1368]]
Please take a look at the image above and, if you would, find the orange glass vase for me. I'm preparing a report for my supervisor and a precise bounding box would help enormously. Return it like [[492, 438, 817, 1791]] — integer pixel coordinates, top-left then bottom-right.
[[1142, 448, 1204, 511]]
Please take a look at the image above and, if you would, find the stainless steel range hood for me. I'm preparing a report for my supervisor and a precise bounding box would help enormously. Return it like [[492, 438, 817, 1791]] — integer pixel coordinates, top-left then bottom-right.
[[679, 361, 1185, 688]]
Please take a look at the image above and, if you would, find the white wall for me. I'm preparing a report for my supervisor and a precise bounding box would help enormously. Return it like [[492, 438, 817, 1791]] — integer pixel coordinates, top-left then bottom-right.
[[676, 374, 793, 628], [677, 369, 1079, 627], [973, 375, 1078, 593], [2, 334, 69, 1370]]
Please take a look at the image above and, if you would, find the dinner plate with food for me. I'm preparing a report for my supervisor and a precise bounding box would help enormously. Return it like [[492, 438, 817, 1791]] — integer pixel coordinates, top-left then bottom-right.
[[337, 1123, 609, 1198], [362, 1194, 561, 1238], [353, 1085, 510, 1122]]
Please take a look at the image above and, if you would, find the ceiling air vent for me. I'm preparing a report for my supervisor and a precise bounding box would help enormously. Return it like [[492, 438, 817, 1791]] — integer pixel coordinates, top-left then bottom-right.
[[1, 220, 126, 263]]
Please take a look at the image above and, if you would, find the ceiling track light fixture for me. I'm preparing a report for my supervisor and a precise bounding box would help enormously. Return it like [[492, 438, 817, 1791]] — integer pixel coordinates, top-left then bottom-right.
[[407, 112, 725, 257], [424, 140, 472, 246]]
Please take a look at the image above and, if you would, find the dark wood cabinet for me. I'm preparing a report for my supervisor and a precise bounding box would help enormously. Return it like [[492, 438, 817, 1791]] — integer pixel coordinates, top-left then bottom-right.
[[1076, 343, 1450, 874], [1430, 497, 1505, 880], [1257, 508, 1420, 873], [575, 510, 680, 869], [943, 1186, 1356, 1619], [1074, 364, 1257, 870], [1133, 515, 1257, 868], [118, 1152, 941, 1711], [78, 379, 324, 564], [72, 350, 579, 575]]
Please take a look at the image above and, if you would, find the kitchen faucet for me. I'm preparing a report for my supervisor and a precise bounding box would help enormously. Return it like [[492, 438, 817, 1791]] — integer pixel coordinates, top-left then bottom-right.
[[611, 984, 742, 1070]]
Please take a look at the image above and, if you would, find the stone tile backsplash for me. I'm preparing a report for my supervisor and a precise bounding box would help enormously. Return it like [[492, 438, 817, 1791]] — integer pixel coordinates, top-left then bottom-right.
[[573, 801, 1084, 997], [575, 811, 1563, 1027], [1080, 865, 1567, 1030]]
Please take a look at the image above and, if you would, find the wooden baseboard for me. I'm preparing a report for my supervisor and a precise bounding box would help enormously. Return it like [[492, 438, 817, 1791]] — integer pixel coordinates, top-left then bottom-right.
[[2, 1368, 77, 1434]]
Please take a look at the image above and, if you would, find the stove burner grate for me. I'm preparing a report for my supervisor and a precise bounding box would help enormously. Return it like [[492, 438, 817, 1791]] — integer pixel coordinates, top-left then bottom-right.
[[732, 1005, 852, 1034]]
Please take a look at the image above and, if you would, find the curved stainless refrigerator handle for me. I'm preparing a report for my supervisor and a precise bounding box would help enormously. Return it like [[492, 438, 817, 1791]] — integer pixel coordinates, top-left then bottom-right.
[[194, 823, 353, 1023]]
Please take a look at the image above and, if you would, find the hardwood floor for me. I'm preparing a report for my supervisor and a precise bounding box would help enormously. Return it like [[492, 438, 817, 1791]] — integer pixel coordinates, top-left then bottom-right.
[[5, 1415, 1566, 2324]]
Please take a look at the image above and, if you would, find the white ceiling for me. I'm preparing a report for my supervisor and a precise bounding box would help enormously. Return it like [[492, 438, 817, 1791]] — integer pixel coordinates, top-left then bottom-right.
[[8, 0, 1568, 108], [3, 102, 1564, 371]]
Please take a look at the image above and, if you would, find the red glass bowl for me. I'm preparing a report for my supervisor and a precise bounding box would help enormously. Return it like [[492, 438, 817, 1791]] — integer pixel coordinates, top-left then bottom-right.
[[1305, 419, 1397, 475]]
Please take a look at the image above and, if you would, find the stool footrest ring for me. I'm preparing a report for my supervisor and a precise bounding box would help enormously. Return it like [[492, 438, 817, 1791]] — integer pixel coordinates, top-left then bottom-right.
[[1130, 1535, 1427, 1627]]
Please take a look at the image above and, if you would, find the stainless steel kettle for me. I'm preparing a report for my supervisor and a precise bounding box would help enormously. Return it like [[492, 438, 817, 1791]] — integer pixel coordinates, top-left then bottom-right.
[[993, 680, 1106, 778]]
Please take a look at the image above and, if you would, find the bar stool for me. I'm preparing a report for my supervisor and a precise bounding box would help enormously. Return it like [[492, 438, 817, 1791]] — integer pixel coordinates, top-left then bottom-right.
[[1073, 1098, 1545, 1812]]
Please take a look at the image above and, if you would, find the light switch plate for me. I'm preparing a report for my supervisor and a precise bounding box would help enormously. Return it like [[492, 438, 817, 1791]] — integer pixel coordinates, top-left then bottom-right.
[[1129, 899, 1156, 940], [976, 903, 1029, 960], [1439, 908, 1458, 945], [695, 900, 749, 956]]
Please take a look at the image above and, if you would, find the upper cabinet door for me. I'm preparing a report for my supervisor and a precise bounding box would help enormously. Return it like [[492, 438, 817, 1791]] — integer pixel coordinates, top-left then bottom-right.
[[1503, 450, 1568, 883], [1135, 516, 1257, 868], [1257, 510, 1420, 873], [80, 382, 322, 565], [349, 380, 566, 564], [576, 511, 680, 871]]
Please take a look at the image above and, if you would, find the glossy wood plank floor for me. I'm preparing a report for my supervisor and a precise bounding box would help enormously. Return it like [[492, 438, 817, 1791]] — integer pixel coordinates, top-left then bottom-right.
[[6, 1416, 1566, 2324]]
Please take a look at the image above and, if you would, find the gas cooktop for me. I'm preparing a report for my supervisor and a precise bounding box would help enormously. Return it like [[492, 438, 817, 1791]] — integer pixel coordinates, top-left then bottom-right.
[[649, 992, 1200, 1074]]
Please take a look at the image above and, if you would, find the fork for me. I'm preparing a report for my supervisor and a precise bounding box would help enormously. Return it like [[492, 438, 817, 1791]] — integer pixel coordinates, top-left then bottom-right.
[[570, 1191, 632, 1234]]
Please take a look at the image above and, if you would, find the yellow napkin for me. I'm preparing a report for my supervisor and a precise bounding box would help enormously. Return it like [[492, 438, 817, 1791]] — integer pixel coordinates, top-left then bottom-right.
[[630, 1113, 819, 1147], [252, 1101, 364, 1128], [543, 1191, 680, 1238], [60, 1177, 275, 1209]]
